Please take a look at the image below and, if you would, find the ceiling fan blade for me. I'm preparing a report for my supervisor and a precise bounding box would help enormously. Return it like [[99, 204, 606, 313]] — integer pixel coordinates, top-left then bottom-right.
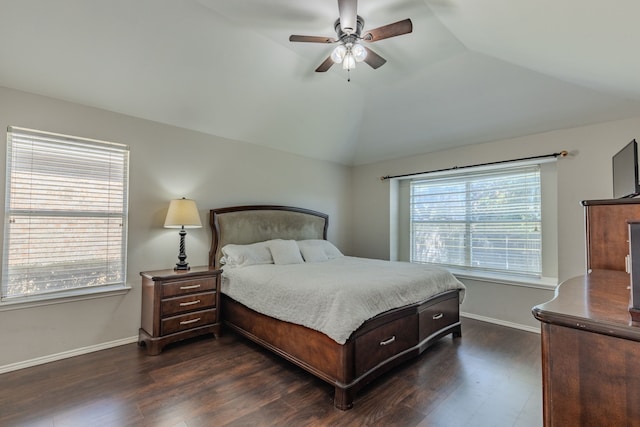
[[315, 56, 335, 72], [363, 47, 386, 69], [362, 18, 413, 42], [338, 0, 358, 34], [289, 35, 337, 43]]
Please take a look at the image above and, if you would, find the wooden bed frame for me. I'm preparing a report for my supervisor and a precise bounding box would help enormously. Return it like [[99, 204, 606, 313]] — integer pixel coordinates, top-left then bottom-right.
[[209, 205, 462, 410]]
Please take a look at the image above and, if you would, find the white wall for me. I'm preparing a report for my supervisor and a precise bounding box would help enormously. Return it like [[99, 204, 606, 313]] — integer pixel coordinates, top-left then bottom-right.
[[351, 117, 640, 329], [0, 86, 352, 369], [4, 82, 640, 366]]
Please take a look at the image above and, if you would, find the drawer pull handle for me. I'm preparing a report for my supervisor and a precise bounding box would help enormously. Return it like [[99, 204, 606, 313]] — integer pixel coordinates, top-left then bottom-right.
[[179, 300, 201, 307], [432, 313, 444, 320], [380, 336, 396, 346], [179, 318, 201, 325], [179, 284, 201, 290]]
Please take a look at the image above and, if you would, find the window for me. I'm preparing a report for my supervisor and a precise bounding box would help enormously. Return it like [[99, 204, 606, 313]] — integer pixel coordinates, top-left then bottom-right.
[[2, 127, 129, 302], [410, 164, 541, 277]]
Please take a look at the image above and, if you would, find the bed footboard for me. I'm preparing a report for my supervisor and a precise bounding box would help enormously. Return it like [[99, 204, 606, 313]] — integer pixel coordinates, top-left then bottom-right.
[[222, 289, 461, 410]]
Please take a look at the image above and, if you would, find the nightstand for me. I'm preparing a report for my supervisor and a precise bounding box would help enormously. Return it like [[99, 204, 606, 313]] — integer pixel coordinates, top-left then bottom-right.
[[138, 266, 222, 355]]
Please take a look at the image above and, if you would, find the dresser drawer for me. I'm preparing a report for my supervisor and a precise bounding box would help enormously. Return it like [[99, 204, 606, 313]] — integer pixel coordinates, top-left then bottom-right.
[[161, 277, 216, 298], [161, 309, 217, 335], [161, 292, 216, 316], [355, 314, 417, 377], [418, 295, 459, 341]]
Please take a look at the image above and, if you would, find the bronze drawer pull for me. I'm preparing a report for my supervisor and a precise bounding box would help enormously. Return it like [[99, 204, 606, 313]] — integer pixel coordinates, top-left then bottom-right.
[[432, 313, 444, 320], [179, 318, 201, 325], [380, 336, 396, 346], [179, 284, 201, 290], [179, 300, 201, 307]]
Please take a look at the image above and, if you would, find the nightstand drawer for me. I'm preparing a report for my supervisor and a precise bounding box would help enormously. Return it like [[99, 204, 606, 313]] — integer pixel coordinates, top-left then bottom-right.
[[162, 277, 215, 298], [161, 292, 216, 316], [161, 309, 217, 335]]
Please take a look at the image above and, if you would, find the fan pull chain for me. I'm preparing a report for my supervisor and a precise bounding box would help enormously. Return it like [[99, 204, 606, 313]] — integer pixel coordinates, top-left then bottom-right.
[[347, 68, 351, 82]]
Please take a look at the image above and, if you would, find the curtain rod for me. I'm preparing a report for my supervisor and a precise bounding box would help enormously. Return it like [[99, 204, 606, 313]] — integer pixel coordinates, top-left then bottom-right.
[[379, 150, 568, 181]]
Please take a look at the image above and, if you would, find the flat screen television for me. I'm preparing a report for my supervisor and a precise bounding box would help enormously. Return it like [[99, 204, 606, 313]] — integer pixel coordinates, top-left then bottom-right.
[[613, 139, 640, 198]]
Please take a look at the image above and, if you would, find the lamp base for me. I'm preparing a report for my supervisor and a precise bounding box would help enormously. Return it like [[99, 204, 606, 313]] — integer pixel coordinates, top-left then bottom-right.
[[174, 262, 190, 271], [174, 227, 190, 271]]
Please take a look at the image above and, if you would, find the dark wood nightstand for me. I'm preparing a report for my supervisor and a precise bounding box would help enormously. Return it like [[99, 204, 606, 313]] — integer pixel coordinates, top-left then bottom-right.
[[138, 266, 222, 355]]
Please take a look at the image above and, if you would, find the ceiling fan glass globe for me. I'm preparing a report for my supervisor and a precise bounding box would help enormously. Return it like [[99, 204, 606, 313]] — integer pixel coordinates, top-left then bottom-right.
[[352, 43, 367, 62], [342, 51, 356, 70], [331, 45, 347, 64]]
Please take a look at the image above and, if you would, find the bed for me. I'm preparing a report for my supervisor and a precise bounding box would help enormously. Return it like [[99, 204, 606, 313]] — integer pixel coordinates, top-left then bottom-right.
[[209, 205, 465, 410]]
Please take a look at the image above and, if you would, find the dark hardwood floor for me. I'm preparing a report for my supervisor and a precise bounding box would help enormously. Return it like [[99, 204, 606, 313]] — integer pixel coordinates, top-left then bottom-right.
[[0, 318, 542, 427]]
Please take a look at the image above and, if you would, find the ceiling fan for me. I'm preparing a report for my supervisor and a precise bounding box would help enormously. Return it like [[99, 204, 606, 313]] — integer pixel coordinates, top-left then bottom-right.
[[289, 0, 413, 76]]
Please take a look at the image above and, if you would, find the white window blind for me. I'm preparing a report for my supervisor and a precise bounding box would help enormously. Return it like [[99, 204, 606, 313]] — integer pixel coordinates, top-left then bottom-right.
[[410, 164, 541, 276], [2, 127, 129, 301]]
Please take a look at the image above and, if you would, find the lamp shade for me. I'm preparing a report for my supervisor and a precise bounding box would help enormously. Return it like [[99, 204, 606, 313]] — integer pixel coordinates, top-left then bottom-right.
[[164, 198, 202, 229]]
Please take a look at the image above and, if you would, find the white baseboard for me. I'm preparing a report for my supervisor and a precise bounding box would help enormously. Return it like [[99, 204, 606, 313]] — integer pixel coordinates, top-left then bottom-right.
[[0, 336, 139, 374], [461, 311, 541, 334]]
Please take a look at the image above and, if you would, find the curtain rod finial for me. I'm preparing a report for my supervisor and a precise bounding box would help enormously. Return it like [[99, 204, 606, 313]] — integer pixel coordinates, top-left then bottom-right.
[[560, 150, 568, 157]]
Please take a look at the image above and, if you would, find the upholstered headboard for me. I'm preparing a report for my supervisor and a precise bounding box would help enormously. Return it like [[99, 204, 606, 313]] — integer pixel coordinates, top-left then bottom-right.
[[209, 205, 329, 268]]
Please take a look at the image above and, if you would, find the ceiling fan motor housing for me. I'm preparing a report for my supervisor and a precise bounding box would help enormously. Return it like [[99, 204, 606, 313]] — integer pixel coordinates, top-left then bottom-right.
[[334, 16, 365, 40]]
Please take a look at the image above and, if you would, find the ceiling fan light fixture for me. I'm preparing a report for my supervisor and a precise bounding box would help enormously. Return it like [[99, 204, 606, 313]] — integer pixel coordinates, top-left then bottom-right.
[[352, 43, 367, 62], [331, 44, 347, 64], [342, 51, 356, 70]]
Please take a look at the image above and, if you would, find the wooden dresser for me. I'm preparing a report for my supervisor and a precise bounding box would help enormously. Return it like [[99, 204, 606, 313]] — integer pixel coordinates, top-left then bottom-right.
[[533, 199, 640, 426], [138, 266, 222, 355], [583, 198, 640, 271]]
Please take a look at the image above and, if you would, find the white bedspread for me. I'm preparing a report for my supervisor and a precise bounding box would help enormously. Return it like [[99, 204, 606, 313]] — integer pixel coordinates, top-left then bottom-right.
[[221, 256, 466, 344]]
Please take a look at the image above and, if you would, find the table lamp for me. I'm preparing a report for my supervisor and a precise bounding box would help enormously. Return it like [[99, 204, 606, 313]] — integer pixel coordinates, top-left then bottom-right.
[[164, 197, 202, 270]]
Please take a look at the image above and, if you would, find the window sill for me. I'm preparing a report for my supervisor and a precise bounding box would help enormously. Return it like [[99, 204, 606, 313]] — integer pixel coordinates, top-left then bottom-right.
[[448, 268, 558, 290], [0, 285, 132, 312]]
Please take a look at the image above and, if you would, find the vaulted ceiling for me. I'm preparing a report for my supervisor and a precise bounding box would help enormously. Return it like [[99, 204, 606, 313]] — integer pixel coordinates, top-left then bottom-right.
[[2, 0, 640, 165]]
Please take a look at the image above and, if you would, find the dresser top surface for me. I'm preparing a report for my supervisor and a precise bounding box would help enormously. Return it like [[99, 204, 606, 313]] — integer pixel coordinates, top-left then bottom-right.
[[582, 198, 640, 206], [533, 269, 640, 341]]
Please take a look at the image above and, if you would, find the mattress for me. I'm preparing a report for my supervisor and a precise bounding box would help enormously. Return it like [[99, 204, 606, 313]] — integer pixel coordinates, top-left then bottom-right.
[[221, 256, 466, 344]]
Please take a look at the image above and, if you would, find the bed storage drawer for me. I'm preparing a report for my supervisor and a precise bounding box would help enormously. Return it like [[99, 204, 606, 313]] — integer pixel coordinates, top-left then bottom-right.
[[354, 315, 417, 377], [418, 294, 459, 341]]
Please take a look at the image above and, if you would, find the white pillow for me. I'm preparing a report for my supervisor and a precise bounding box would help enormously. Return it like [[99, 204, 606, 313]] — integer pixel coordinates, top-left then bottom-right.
[[221, 241, 274, 268], [299, 244, 329, 263], [268, 240, 304, 265], [297, 239, 343, 259]]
